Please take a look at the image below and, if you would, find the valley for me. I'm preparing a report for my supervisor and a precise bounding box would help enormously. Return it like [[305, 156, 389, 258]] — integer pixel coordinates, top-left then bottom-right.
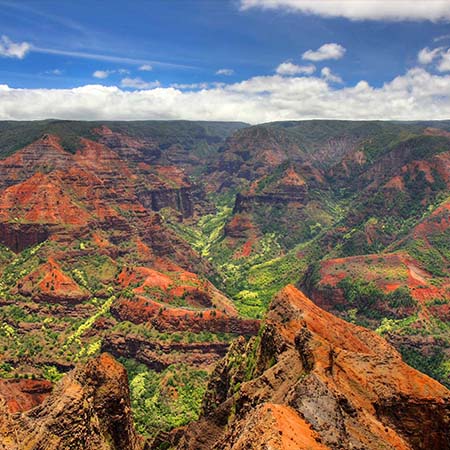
[[0, 119, 449, 448]]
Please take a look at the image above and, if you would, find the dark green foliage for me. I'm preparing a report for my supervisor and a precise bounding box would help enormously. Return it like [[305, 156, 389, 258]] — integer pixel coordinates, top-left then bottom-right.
[[400, 346, 450, 389], [338, 278, 416, 318]]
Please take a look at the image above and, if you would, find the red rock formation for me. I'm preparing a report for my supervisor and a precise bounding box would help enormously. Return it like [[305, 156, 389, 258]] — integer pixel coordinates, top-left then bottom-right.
[[0, 353, 144, 450], [0, 378, 52, 413], [172, 285, 450, 450], [0, 134, 72, 190], [16, 258, 90, 303], [102, 332, 229, 371], [112, 296, 260, 335]]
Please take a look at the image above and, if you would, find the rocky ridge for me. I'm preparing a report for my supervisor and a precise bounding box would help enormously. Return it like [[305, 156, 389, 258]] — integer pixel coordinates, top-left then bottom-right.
[[171, 285, 450, 450]]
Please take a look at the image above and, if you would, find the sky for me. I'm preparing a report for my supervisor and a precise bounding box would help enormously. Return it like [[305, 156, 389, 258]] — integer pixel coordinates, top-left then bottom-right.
[[0, 0, 450, 123]]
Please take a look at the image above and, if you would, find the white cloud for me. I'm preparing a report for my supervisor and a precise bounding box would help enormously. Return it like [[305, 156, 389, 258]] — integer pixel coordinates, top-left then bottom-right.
[[239, 0, 450, 22], [216, 68, 234, 76], [418, 47, 443, 64], [0, 68, 450, 123], [321, 67, 342, 83], [302, 43, 346, 61], [417, 46, 450, 72], [93, 68, 129, 78], [139, 64, 153, 71], [93, 70, 111, 79], [120, 77, 161, 89], [0, 35, 31, 59], [276, 61, 315, 76], [437, 49, 450, 72]]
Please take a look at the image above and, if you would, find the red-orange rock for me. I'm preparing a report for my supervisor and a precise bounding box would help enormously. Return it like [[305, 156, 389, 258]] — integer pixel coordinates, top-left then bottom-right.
[[175, 285, 450, 450], [0, 378, 52, 413]]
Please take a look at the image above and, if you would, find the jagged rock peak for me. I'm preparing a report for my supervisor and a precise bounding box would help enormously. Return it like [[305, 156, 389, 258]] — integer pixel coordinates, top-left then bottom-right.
[[0, 353, 144, 450], [173, 285, 450, 450]]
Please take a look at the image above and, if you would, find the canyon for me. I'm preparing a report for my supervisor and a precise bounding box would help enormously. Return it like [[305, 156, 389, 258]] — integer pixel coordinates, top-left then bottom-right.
[[0, 119, 448, 447]]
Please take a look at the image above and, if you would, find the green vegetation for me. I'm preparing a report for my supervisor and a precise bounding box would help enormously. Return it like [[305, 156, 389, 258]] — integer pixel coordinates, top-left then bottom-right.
[[338, 277, 417, 319], [0, 119, 246, 159], [400, 347, 450, 389], [120, 358, 209, 437]]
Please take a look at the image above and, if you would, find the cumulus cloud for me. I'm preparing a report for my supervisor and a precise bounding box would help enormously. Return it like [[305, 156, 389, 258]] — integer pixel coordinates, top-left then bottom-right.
[[276, 61, 315, 76], [438, 49, 450, 72], [239, 0, 450, 22], [0, 68, 450, 123], [302, 43, 346, 61], [418, 47, 443, 64], [139, 64, 152, 71], [120, 77, 161, 89], [417, 46, 450, 72], [216, 68, 234, 76], [0, 35, 31, 59], [321, 67, 342, 83]]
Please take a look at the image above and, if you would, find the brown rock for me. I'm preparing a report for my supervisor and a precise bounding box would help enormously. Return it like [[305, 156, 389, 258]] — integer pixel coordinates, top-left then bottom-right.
[[175, 285, 450, 450], [0, 353, 143, 450], [0, 379, 52, 413]]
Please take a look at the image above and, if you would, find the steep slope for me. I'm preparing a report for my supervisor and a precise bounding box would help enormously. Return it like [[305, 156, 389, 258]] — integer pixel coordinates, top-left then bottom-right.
[[302, 197, 450, 387], [0, 130, 255, 436], [170, 286, 450, 450], [0, 353, 143, 450]]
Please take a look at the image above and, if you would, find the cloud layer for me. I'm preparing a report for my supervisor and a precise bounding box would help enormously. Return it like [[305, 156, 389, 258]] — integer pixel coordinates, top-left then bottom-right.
[[0, 68, 449, 123], [240, 0, 450, 22]]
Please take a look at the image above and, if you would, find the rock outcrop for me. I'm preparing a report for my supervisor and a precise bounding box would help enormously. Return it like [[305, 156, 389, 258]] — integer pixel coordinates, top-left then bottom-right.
[[0, 353, 143, 450], [111, 296, 260, 335], [102, 332, 229, 371], [0, 379, 52, 413], [171, 285, 450, 450]]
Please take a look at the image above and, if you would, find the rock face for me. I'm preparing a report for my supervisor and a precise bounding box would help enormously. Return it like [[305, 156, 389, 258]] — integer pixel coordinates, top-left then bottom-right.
[[173, 285, 450, 450], [102, 332, 229, 371], [0, 353, 143, 450], [0, 222, 49, 252], [0, 379, 52, 413], [16, 258, 90, 303], [111, 296, 260, 335]]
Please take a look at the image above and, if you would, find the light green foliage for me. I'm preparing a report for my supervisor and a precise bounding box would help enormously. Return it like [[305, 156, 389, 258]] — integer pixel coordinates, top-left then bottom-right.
[[1, 242, 45, 291], [72, 268, 89, 288], [375, 315, 418, 335], [42, 365, 63, 383], [63, 295, 115, 358], [120, 358, 209, 437], [169, 198, 234, 258], [0, 322, 16, 338]]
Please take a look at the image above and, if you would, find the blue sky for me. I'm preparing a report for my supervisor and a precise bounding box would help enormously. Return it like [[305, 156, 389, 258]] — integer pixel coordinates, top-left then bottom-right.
[[0, 0, 450, 123]]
